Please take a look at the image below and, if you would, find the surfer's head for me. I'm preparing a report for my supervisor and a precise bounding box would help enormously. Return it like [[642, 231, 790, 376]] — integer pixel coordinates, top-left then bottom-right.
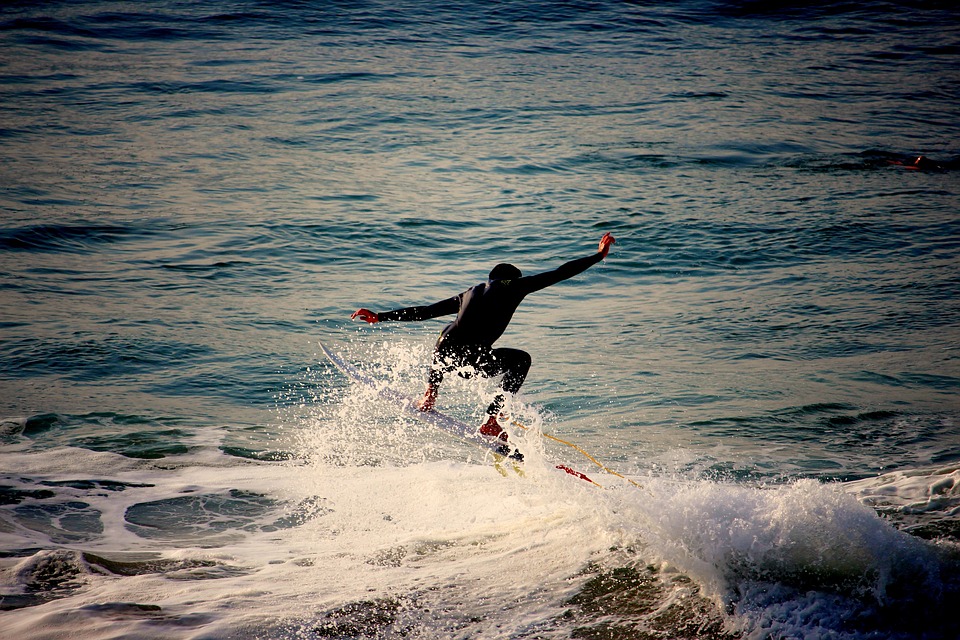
[[489, 263, 522, 281]]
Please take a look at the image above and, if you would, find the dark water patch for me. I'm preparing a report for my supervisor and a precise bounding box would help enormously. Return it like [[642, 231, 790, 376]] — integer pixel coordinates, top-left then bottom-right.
[[705, 0, 957, 22], [494, 161, 569, 175], [13, 413, 192, 459], [305, 192, 380, 202], [605, 152, 684, 171], [0, 16, 110, 55], [71, 429, 190, 459], [0, 223, 140, 254], [158, 259, 257, 281], [0, 335, 211, 382], [125, 490, 276, 542], [88, 602, 162, 614], [930, 450, 960, 466], [0, 486, 55, 505], [124, 490, 324, 544], [898, 373, 960, 391], [700, 402, 854, 421], [561, 564, 737, 640], [0, 126, 28, 139], [313, 597, 412, 638], [121, 105, 242, 123], [0, 549, 232, 611], [264, 136, 313, 148], [0, 475, 155, 521], [806, 221, 916, 257], [220, 445, 295, 462], [13, 501, 103, 544], [848, 370, 960, 391], [38, 479, 155, 492], [907, 519, 960, 542], [20, 412, 178, 435], [818, 412, 953, 453], [667, 90, 730, 100], [683, 406, 958, 477], [0, 593, 51, 610], [14, 33, 106, 51], [809, 411, 950, 474], [700, 404, 901, 434], [0, 72, 80, 86], [82, 551, 217, 577], [622, 215, 827, 275], [0, 16, 107, 51], [22, 413, 63, 436], [72, 10, 228, 42], [296, 71, 397, 85], [88, 551, 248, 581], [0, 16, 98, 38], [129, 78, 279, 95], [0, 547, 46, 560], [825, 410, 900, 427]]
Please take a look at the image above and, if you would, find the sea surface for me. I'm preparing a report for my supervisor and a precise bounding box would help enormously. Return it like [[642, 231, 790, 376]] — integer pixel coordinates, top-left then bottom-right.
[[1, 1, 959, 638]]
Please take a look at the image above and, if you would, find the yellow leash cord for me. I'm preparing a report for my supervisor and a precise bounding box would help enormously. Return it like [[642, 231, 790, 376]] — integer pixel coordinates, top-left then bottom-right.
[[508, 418, 645, 490]]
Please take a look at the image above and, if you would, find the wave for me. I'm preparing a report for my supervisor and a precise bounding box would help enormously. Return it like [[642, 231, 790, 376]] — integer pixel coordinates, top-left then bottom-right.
[[851, 465, 960, 541], [2, 424, 960, 639]]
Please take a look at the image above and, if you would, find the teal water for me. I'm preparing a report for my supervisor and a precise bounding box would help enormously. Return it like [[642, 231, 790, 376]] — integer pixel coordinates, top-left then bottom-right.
[[1, 2, 959, 638]]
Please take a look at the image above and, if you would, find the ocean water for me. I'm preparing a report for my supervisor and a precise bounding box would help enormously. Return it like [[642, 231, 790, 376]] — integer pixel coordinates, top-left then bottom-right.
[[1, 1, 959, 638]]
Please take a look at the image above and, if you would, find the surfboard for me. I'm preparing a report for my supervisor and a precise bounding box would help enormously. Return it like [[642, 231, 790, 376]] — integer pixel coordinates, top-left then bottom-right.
[[320, 343, 597, 485]]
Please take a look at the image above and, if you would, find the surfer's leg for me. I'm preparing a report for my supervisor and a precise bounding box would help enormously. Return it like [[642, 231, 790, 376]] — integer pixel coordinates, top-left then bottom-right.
[[418, 383, 438, 412], [419, 343, 464, 411], [474, 348, 528, 462], [418, 356, 446, 411], [496, 348, 531, 395], [476, 348, 531, 417]]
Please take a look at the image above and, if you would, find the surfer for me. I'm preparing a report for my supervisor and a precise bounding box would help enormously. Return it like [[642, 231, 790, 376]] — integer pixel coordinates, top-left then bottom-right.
[[351, 232, 616, 447], [888, 155, 942, 170]]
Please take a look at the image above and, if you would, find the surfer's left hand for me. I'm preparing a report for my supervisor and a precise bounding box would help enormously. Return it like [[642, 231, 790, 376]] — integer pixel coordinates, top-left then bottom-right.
[[351, 308, 380, 323]]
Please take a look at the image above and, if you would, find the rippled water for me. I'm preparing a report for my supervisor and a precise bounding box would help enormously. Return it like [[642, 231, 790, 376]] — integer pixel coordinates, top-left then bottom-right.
[[1, 1, 959, 638]]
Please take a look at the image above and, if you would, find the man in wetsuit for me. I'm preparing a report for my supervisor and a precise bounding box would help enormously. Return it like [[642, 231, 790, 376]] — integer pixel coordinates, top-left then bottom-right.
[[351, 232, 615, 448]]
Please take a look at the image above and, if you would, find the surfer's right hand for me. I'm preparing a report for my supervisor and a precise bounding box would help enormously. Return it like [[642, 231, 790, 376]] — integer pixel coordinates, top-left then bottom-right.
[[351, 308, 380, 323]]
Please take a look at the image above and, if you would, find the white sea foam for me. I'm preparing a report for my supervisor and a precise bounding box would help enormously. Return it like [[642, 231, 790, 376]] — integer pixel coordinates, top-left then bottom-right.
[[615, 475, 959, 638], [3, 430, 959, 639]]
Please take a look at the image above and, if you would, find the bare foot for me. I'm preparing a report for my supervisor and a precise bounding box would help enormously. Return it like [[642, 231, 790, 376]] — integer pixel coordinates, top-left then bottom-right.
[[417, 385, 437, 412]]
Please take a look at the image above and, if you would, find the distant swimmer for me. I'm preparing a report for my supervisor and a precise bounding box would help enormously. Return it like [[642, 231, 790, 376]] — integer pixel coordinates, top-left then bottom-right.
[[888, 155, 943, 170], [352, 232, 616, 449], [857, 151, 956, 171]]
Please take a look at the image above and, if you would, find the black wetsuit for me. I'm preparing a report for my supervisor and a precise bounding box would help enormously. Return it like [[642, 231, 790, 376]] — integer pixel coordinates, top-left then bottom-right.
[[377, 250, 606, 416]]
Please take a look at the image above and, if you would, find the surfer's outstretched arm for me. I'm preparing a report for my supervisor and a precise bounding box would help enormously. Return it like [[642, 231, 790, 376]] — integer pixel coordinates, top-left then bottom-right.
[[352, 296, 459, 324], [520, 232, 615, 294]]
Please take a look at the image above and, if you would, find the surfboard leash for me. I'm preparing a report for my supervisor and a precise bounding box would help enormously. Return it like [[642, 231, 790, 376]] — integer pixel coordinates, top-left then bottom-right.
[[508, 419, 644, 490]]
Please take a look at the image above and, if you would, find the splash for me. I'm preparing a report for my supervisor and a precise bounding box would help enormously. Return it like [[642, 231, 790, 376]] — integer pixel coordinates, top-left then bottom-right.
[[283, 342, 960, 638], [608, 475, 960, 639]]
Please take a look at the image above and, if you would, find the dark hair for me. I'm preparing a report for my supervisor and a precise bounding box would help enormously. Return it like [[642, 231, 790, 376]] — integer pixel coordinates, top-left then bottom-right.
[[489, 263, 522, 280]]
